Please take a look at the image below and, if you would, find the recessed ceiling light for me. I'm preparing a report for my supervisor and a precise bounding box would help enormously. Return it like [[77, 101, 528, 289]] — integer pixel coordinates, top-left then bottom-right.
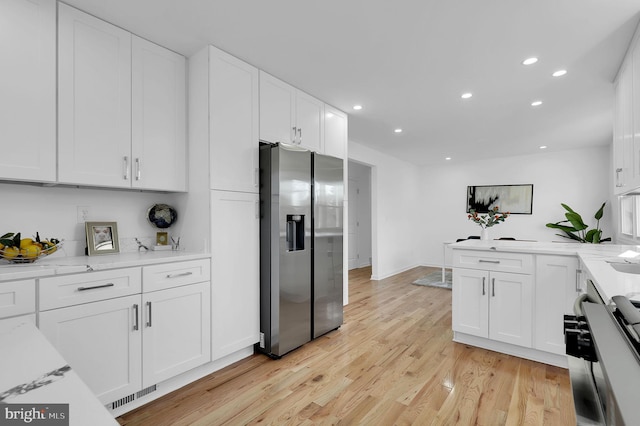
[[522, 57, 538, 65], [352, 105, 362, 110], [531, 100, 543, 107], [461, 92, 473, 99], [394, 128, 403, 133], [539, 145, 547, 149], [445, 157, 452, 161], [552, 69, 567, 77]]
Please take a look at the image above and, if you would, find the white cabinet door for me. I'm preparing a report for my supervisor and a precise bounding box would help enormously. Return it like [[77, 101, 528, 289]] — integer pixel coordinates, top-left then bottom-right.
[[210, 190, 260, 360], [324, 105, 348, 159], [0, 0, 56, 183], [534, 255, 579, 355], [131, 36, 186, 192], [259, 71, 296, 144], [488, 271, 533, 347], [39, 294, 142, 405], [614, 58, 635, 193], [259, 71, 324, 151], [209, 46, 259, 193], [452, 268, 488, 338], [142, 282, 211, 386], [58, 3, 132, 188], [296, 91, 324, 152]]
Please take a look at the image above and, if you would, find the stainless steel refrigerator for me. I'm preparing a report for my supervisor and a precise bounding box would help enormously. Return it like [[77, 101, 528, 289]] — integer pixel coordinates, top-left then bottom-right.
[[258, 143, 344, 358]]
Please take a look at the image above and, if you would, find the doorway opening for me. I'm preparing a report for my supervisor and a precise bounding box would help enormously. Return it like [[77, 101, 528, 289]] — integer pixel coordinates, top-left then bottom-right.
[[348, 160, 372, 271]]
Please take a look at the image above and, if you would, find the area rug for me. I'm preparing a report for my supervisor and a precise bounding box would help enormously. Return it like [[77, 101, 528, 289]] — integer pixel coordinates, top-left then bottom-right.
[[412, 270, 452, 290]]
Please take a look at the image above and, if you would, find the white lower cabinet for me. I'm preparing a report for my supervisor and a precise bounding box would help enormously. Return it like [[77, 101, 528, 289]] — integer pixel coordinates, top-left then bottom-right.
[[534, 254, 580, 355], [39, 294, 142, 404], [39, 260, 211, 406], [452, 268, 533, 347], [142, 282, 211, 385], [453, 248, 581, 367]]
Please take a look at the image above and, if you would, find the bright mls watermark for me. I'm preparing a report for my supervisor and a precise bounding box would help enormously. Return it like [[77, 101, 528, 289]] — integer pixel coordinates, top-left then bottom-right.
[[1, 404, 68, 425]]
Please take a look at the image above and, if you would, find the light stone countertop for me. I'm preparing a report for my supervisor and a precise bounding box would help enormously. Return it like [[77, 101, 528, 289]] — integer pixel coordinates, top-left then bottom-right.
[[0, 318, 118, 425], [451, 240, 640, 304], [0, 251, 211, 282]]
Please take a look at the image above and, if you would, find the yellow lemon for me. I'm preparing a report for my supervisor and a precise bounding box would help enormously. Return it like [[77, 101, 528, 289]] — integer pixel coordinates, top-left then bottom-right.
[[21, 245, 41, 259], [20, 238, 35, 249], [0, 242, 4, 251], [2, 246, 20, 260]]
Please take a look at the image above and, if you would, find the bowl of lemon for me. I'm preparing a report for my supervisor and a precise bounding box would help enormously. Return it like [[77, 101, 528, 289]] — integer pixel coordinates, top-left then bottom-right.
[[0, 232, 62, 264]]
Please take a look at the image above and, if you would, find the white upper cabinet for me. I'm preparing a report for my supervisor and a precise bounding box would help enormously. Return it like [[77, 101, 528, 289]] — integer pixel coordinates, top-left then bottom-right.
[[0, 0, 56, 183], [132, 36, 186, 192], [58, 3, 132, 188], [259, 71, 324, 152], [324, 104, 348, 159], [614, 24, 640, 194], [295, 90, 324, 152], [58, 4, 186, 191], [208, 46, 259, 193]]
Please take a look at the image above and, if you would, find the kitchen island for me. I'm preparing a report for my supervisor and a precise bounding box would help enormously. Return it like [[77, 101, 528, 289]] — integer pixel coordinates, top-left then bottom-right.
[[451, 239, 640, 367]]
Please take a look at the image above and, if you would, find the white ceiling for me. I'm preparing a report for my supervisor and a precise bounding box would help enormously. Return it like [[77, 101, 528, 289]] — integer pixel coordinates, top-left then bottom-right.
[[63, 0, 640, 166]]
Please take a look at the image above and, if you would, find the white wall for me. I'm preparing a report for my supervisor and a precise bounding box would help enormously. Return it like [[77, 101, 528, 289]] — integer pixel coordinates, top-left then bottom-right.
[[419, 145, 612, 267], [348, 141, 422, 280], [0, 182, 184, 257]]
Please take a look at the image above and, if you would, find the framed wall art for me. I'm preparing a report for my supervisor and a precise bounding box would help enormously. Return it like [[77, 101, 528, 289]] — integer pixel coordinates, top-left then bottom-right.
[[466, 184, 533, 214], [85, 221, 120, 255]]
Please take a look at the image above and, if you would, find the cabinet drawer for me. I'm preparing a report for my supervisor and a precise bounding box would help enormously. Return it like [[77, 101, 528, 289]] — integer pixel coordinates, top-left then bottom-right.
[[0, 279, 36, 319], [452, 250, 533, 274], [143, 259, 210, 292], [39, 268, 142, 311]]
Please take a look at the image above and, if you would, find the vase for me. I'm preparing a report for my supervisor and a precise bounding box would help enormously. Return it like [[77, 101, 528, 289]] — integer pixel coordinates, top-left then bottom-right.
[[481, 228, 490, 241]]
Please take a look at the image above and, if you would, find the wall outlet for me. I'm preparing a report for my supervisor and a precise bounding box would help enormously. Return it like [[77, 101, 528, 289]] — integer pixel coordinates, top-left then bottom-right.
[[77, 206, 90, 224]]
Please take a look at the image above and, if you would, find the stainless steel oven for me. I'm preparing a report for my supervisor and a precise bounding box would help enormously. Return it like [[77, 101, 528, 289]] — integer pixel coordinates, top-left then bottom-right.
[[565, 280, 640, 425]]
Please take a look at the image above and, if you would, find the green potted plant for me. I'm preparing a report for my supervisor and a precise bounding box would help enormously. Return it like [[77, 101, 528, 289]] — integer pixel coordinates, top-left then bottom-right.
[[545, 202, 611, 243]]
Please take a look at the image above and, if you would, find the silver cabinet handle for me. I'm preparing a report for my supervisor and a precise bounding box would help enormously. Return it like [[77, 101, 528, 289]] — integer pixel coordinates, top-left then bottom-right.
[[123, 156, 129, 180], [166, 271, 193, 279], [146, 301, 152, 327], [254, 167, 259, 187], [575, 269, 582, 292], [135, 158, 141, 181], [255, 200, 260, 219], [292, 126, 297, 144], [77, 283, 115, 291], [482, 277, 486, 295], [492, 278, 495, 297], [298, 128, 302, 145], [616, 168, 623, 187], [133, 304, 139, 331], [479, 259, 500, 264]]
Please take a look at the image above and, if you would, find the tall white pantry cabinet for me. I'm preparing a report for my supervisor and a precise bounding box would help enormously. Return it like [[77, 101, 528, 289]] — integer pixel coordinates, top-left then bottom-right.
[[186, 45, 261, 362]]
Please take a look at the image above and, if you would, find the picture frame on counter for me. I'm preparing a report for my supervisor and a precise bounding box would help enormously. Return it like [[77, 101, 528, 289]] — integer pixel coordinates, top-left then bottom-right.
[[85, 221, 120, 256]]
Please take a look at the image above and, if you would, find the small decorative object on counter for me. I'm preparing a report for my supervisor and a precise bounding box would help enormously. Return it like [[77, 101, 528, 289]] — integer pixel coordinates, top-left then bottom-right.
[[0, 232, 62, 263], [468, 206, 510, 240], [546, 202, 611, 243], [147, 204, 178, 229]]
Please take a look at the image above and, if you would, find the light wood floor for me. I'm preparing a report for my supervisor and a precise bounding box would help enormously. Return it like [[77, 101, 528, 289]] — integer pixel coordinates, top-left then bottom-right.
[[117, 266, 575, 425]]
